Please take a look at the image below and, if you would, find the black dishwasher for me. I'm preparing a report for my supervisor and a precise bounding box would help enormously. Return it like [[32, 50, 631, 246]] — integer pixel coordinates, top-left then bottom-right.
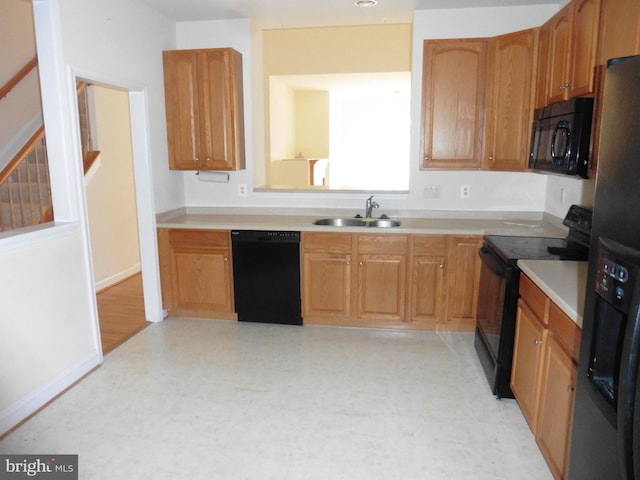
[[231, 230, 303, 325]]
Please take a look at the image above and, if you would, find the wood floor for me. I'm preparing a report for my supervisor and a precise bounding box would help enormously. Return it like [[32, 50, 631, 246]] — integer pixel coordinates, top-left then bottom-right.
[[97, 273, 150, 355]]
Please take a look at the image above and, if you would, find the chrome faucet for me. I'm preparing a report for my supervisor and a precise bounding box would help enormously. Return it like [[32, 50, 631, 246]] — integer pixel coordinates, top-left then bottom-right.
[[365, 195, 380, 219]]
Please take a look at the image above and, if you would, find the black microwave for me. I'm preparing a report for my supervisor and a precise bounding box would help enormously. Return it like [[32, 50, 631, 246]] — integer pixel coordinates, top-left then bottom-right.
[[529, 97, 594, 178]]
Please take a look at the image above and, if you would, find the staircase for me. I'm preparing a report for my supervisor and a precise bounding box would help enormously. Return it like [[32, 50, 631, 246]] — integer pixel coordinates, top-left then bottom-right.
[[0, 56, 53, 233], [0, 62, 99, 233], [0, 127, 52, 231]]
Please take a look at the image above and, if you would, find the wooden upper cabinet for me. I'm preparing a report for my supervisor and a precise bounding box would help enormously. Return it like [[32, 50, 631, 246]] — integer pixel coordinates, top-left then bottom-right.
[[535, 22, 551, 109], [543, 0, 600, 104], [568, 0, 601, 97], [163, 48, 245, 171], [597, 0, 640, 64], [484, 29, 537, 171], [547, 3, 574, 103], [421, 39, 488, 169]]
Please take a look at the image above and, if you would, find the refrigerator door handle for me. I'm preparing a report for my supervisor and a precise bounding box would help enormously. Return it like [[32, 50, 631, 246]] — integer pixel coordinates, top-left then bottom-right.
[[618, 299, 640, 480]]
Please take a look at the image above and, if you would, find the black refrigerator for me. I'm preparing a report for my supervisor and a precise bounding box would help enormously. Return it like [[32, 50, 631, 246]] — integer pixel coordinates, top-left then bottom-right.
[[568, 55, 640, 479]]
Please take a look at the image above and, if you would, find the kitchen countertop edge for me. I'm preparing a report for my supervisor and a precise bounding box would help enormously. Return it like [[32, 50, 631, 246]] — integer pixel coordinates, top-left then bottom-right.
[[517, 259, 588, 328]]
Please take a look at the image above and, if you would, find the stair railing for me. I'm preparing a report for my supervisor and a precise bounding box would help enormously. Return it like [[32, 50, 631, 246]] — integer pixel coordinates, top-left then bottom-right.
[[0, 56, 53, 233], [0, 56, 37, 101], [0, 127, 52, 232]]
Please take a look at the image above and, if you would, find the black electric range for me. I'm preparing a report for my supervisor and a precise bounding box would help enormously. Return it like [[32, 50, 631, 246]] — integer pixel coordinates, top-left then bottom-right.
[[485, 234, 589, 264], [474, 205, 592, 398]]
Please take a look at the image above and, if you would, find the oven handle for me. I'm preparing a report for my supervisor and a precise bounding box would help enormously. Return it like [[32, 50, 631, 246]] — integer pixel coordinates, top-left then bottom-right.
[[479, 245, 511, 278]]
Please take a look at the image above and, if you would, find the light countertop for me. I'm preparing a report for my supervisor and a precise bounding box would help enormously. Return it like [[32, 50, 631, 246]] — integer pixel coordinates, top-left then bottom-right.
[[517, 260, 589, 328], [156, 207, 569, 237]]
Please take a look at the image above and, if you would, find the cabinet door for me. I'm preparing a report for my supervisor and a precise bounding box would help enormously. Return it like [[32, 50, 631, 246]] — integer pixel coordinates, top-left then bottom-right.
[[511, 300, 546, 432], [407, 255, 445, 325], [597, 0, 640, 65], [357, 254, 406, 321], [198, 49, 246, 171], [302, 252, 351, 318], [536, 334, 577, 480], [445, 236, 481, 330], [421, 39, 487, 169], [163, 50, 200, 170], [163, 48, 245, 171], [484, 29, 536, 171], [172, 247, 233, 313], [535, 23, 551, 109], [568, 0, 601, 97], [547, 3, 574, 103]]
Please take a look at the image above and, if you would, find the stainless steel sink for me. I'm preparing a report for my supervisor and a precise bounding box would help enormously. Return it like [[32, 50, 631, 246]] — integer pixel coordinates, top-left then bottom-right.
[[367, 219, 401, 228], [313, 218, 401, 228], [313, 218, 367, 227]]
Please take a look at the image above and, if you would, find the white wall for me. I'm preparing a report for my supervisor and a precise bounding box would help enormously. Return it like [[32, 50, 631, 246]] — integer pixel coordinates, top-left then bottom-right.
[[0, 0, 176, 435], [57, 0, 179, 214], [171, 5, 592, 216]]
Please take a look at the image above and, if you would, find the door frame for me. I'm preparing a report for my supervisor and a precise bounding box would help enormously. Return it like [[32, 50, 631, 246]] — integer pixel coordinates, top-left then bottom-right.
[[72, 68, 164, 329]]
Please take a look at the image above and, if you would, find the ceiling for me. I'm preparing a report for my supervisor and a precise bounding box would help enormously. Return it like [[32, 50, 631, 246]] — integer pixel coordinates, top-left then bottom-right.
[[139, 0, 560, 27]]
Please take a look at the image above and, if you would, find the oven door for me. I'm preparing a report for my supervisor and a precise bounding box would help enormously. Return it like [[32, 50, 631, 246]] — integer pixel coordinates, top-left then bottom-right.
[[475, 244, 518, 398]]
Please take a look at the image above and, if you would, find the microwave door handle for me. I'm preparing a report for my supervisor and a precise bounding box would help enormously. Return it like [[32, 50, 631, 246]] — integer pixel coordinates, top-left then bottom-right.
[[551, 121, 571, 165]]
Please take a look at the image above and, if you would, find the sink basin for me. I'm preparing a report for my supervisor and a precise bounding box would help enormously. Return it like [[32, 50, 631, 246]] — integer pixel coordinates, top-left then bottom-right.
[[313, 218, 367, 227], [313, 218, 401, 228], [367, 219, 401, 228]]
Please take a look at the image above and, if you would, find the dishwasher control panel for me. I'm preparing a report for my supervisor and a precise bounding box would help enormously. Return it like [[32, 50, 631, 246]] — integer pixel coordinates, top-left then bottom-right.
[[231, 230, 301, 242]]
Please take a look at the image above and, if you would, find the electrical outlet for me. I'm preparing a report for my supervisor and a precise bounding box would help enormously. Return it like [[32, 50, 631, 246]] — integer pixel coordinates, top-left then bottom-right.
[[424, 185, 441, 199], [238, 184, 247, 197], [460, 184, 471, 199]]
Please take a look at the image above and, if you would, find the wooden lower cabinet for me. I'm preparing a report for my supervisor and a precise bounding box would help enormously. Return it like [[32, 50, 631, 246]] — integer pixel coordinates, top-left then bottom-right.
[[512, 274, 580, 480], [157, 228, 483, 331], [157, 228, 235, 319], [302, 232, 481, 330], [356, 234, 408, 323], [407, 236, 446, 326], [512, 299, 547, 431], [537, 333, 577, 479], [445, 236, 482, 330], [302, 232, 352, 319]]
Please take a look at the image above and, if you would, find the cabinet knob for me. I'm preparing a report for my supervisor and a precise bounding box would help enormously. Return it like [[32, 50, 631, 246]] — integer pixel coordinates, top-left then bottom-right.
[[195, 156, 199, 162], [488, 156, 494, 163], [567, 385, 576, 393], [424, 155, 429, 162], [359, 261, 364, 266], [224, 256, 228, 262], [534, 339, 543, 345], [439, 264, 444, 269]]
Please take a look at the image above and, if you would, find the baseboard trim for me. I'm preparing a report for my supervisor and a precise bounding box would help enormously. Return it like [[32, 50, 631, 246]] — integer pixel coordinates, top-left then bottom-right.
[[0, 352, 101, 437], [95, 264, 141, 292]]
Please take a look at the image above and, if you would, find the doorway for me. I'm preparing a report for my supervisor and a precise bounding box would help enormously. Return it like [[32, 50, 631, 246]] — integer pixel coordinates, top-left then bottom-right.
[[82, 83, 149, 353]]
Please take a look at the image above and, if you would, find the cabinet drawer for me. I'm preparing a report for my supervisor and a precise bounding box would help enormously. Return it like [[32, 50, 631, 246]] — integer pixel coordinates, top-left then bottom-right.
[[549, 302, 581, 362], [411, 235, 446, 255], [520, 274, 549, 324], [168, 229, 229, 249], [303, 232, 352, 253], [358, 234, 408, 254]]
